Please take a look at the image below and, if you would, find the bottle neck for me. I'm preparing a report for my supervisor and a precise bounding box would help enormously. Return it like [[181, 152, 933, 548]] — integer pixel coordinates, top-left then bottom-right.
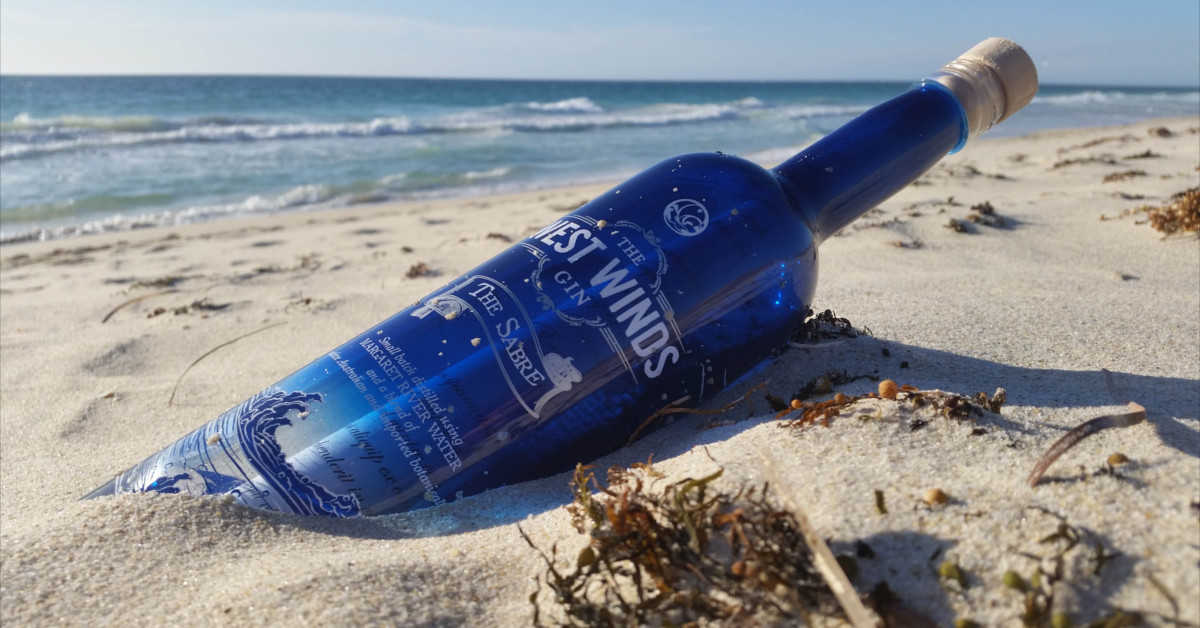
[[771, 82, 967, 243]]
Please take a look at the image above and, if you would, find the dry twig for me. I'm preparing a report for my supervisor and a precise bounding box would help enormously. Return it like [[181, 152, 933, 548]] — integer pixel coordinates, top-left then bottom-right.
[[1026, 370, 1146, 487], [101, 289, 179, 323], [168, 322, 287, 405]]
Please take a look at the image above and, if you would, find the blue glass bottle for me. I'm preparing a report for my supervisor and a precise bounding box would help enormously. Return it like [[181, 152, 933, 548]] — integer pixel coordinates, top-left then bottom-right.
[[86, 39, 1036, 516]]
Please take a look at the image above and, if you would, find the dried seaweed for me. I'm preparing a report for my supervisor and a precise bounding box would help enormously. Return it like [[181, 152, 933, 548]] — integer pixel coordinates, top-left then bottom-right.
[[522, 462, 844, 627], [790, 307, 868, 345], [998, 508, 1180, 628], [776, 381, 1006, 429], [146, 297, 231, 318], [1100, 187, 1199, 237], [1143, 187, 1199, 236], [1050, 155, 1118, 169], [406, 262, 433, 278], [1101, 170, 1146, 183], [966, 201, 1007, 228]]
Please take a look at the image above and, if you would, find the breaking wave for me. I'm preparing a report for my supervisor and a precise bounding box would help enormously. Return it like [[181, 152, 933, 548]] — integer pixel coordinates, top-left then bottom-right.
[[0, 96, 849, 161]]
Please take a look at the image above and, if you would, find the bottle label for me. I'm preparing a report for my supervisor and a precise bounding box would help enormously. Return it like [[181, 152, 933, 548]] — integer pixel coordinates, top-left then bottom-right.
[[412, 275, 582, 418], [524, 215, 683, 382]]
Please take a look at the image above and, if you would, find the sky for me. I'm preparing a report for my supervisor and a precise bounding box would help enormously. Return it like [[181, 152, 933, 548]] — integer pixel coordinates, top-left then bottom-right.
[[1, 1, 1197, 87]]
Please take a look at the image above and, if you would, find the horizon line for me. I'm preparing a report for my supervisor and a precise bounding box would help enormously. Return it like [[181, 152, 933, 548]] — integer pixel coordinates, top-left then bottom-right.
[[1, 71, 1196, 91]]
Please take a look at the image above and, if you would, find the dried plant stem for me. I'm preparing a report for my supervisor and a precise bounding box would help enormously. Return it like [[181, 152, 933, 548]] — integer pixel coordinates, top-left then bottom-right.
[[759, 453, 876, 628], [168, 321, 287, 406], [101, 289, 179, 323], [1026, 403, 1146, 487], [1027, 369, 1146, 487], [624, 382, 767, 447]]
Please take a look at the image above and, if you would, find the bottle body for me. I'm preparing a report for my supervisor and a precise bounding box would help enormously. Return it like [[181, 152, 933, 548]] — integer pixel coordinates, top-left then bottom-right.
[[89, 82, 971, 517]]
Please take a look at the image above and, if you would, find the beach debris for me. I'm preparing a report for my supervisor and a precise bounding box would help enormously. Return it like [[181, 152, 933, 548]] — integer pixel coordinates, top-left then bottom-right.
[[1099, 187, 1198, 236], [1050, 155, 1118, 169], [1147, 126, 1172, 138], [486, 232, 513, 242], [1001, 507, 1158, 628], [521, 461, 848, 627], [775, 379, 1005, 430], [1004, 570, 1029, 592], [101, 289, 179, 323], [944, 164, 1011, 180], [923, 488, 950, 506], [1101, 169, 1147, 183], [405, 262, 432, 278], [630, 381, 767, 445], [1142, 187, 1198, 236], [130, 275, 188, 290], [253, 253, 322, 275], [168, 321, 287, 405], [147, 297, 231, 318], [1025, 404, 1145, 486], [874, 490, 888, 515], [759, 453, 877, 627], [1058, 134, 1138, 153], [966, 201, 1007, 227], [1106, 453, 1130, 466], [945, 218, 969, 233], [938, 560, 967, 589], [1122, 149, 1161, 160], [1027, 370, 1146, 487], [790, 307, 867, 345]]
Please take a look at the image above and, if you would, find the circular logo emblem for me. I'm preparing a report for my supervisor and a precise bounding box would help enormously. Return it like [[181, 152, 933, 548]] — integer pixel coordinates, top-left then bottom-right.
[[663, 198, 709, 237]]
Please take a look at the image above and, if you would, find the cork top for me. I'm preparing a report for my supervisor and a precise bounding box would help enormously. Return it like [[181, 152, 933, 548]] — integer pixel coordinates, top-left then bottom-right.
[[956, 38, 1038, 123]]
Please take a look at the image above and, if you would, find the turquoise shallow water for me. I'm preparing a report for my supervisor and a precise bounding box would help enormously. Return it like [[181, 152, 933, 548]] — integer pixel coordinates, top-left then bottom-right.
[[0, 75, 1195, 242]]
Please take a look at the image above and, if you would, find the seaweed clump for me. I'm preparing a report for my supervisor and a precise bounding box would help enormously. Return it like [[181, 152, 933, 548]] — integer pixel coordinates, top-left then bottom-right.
[[522, 463, 842, 627], [775, 379, 1006, 429], [1101, 187, 1199, 238], [1141, 187, 1198, 236], [791, 307, 868, 345]]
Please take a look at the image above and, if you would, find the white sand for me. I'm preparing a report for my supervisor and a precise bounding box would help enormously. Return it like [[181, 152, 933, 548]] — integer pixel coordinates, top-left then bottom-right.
[[2, 117, 1197, 626]]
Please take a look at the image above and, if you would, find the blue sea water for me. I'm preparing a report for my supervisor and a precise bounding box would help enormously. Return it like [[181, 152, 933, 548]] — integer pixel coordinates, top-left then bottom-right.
[[1, 75, 1196, 243]]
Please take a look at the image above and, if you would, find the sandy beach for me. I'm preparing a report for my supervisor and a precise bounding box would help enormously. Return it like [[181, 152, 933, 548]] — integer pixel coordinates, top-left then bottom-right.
[[2, 116, 1197, 626]]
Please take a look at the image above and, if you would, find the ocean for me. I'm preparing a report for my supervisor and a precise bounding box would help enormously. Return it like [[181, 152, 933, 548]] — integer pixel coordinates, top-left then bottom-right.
[[1, 75, 1196, 243]]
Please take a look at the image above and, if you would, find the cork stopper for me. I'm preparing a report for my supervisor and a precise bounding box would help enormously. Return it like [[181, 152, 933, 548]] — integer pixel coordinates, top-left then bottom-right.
[[956, 38, 1038, 123]]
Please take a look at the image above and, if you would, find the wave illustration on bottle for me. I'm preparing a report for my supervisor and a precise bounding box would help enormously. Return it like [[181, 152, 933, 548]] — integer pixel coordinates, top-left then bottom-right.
[[226, 390, 361, 518]]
